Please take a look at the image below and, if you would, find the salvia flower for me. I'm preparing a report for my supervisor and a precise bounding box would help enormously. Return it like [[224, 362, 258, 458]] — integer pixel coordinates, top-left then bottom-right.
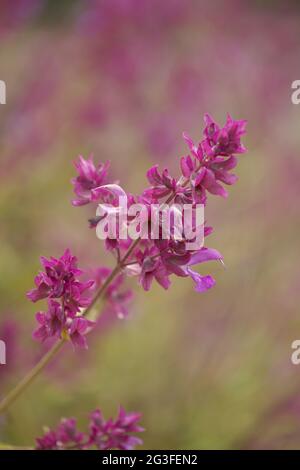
[[202, 113, 247, 158], [33, 300, 65, 342], [27, 248, 94, 316], [36, 418, 84, 450], [67, 317, 95, 349], [88, 407, 144, 450], [72, 155, 109, 206], [182, 113, 247, 199], [143, 164, 177, 200], [71, 114, 247, 295], [36, 407, 144, 450], [28, 249, 95, 348]]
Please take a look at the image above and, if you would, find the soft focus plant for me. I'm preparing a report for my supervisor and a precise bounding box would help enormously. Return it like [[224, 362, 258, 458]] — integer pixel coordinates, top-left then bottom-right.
[[36, 407, 144, 451], [0, 113, 247, 449]]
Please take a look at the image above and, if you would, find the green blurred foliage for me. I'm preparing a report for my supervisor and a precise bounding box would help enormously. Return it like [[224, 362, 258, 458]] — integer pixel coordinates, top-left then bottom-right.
[[0, 0, 300, 450]]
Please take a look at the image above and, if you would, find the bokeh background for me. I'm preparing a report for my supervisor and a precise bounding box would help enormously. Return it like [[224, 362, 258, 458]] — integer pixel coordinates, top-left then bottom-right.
[[0, 0, 300, 450]]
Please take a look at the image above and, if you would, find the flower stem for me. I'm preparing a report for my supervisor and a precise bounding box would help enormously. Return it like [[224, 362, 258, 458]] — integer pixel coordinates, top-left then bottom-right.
[[0, 339, 65, 414], [0, 185, 182, 414], [0, 240, 141, 415]]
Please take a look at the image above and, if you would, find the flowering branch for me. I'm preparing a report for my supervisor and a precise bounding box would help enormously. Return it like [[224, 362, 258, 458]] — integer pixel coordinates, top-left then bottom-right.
[[0, 200, 176, 413], [0, 113, 247, 449]]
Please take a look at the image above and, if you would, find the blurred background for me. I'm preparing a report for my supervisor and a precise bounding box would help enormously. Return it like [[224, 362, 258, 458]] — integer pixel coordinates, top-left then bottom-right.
[[0, 0, 300, 450]]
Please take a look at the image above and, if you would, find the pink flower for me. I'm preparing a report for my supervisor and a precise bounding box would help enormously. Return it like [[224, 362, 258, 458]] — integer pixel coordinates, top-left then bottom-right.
[[72, 155, 109, 206], [71, 113, 247, 296], [33, 300, 65, 342], [135, 245, 171, 291], [29, 250, 95, 348], [183, 248, 223, 292], [56, 418, 84, 446], [182, 114, 247, 199], [143, 165, 177, 201], [89, 407, 144, 450], [36, 418, 83, 450], [203, 113, 247, 158], [35, 407, 144, 450], [27, 249, 94, 316], [131, 245, 222, 293], [36, 430, 58, 450], [68, 317, 95, 349]]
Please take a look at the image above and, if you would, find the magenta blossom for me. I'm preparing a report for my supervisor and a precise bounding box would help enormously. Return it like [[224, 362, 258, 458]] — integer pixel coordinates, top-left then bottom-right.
[[89, 407, 144, 450], [182, 114, 247, 199], [72, 155, 109, 206], [202, 113, 247, 158], [27, 249, 94, 316], [36, 430, 58, 450], [127, 245, 222, 293], [36, 418, 84, 450], [32, 300, 94, 349], [71, 114, 247, 296], [29, 249, 96, 349], [67, 317, 95, 349], [133, 245, 170, 292], [161, 246, 223, 292], [36, 407, 144, 450], [143, 165, 177, 200], [183, 247, 223, 292]]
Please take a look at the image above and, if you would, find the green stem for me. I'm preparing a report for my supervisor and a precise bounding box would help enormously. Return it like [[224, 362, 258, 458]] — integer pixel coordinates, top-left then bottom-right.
[[0, 182, 184, 414], [0, 339, 64, 414], [0, 244, 139, 415]]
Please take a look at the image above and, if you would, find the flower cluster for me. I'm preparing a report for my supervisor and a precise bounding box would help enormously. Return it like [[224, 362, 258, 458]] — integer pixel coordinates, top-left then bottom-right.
[[72, 114, 247, 293], [180, 113, 246, 200], [28, 249, 95, 349], [36, 407, 144, 450], [72, 155, 109, 206], [28, 249, 134, 348]]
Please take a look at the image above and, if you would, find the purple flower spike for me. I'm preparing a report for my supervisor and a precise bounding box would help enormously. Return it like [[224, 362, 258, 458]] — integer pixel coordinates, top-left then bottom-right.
[[29, 249, 95, 348], [181, 114, 247, 200], [203, 113, 247, 158]]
